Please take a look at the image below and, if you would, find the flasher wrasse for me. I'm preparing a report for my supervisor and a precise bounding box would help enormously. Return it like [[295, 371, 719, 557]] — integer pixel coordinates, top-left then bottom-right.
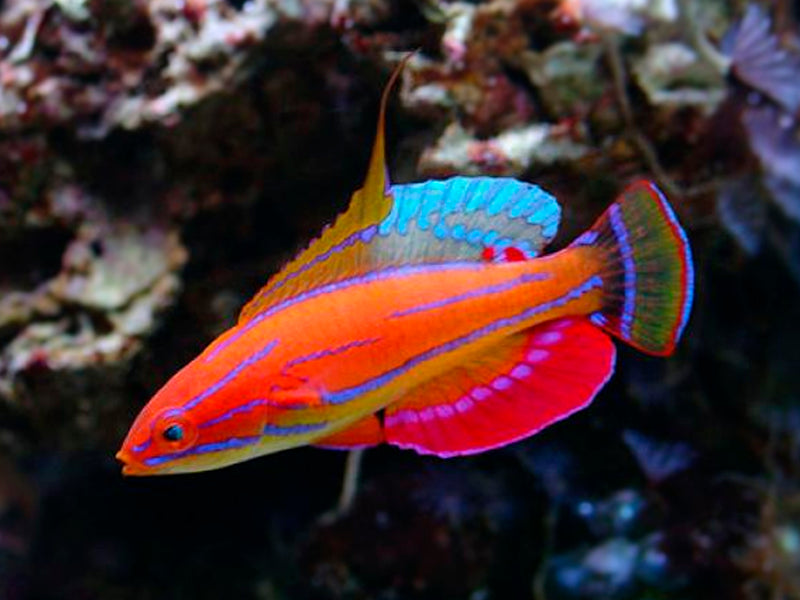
[[116, 66, 693, 476]]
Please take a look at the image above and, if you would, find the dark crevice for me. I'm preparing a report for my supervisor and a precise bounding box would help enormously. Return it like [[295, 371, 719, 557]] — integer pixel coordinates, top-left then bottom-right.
[[501, 62, 550, 122], [0, 227, 73, 291]]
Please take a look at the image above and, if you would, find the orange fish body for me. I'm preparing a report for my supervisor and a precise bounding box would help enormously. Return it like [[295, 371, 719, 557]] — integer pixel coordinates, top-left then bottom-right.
[[117, 65, 693, 475]]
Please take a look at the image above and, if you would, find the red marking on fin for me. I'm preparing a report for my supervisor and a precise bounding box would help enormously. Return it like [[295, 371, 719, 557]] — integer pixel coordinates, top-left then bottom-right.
[[384, 318, 615, 457], [483, 245, 530, 263], [503, 246, 527, 262], [313, 414, 384, 450]]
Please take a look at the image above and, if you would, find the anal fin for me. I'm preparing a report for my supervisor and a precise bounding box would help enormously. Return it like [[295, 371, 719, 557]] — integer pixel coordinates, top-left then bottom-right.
[[384, 318, 616, 457]]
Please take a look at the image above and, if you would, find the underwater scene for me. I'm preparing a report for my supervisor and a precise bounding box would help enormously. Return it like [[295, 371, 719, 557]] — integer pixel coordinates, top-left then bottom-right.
[[1, 0, 800, 598]]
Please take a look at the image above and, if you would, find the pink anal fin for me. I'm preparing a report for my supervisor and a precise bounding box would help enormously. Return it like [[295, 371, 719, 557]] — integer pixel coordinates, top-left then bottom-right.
[[384, 317, 616, 457], [313, 414, 385, 450]]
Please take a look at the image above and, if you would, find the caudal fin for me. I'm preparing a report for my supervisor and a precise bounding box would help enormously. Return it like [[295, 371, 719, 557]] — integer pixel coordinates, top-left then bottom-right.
[[572, 180, 694, 356]]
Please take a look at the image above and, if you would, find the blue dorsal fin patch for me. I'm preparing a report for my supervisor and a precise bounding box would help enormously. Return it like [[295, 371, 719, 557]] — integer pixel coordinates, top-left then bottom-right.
[[374, 177, 560, 264]]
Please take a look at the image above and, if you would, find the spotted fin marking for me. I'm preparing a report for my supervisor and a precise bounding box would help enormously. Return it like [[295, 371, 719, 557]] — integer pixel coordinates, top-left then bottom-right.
[[237, 60, 408, 323], [384, 318, 615, 457], [313, 414, 385, 450], [374, 177, 561, 265], [574, 180, 694, 356]]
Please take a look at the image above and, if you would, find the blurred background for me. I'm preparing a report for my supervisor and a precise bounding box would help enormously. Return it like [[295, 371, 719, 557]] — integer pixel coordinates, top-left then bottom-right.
[[1, 0, 799, 598]]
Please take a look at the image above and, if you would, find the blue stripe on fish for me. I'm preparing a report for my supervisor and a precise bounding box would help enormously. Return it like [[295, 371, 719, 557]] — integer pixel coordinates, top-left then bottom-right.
[[143, 435, 261, 467], [648, 183, 695, 342], [388, 272, 550, 319], [132, 439, 152, 453], [186, 339, 278, 410], [250, 225, 377, 309], [263, 422, 328, 436], [609, 204, 636, 339], [216, 177, 561, 364], [210, 179, 561, 362], [147, 419, 328, 466], [226, 177, 561, 364], [201, 397, 314, 430], [200, 398, 270, 428], [284, 337, 381, 369], [326, 275, 603, 405], [573, 230, 599, 246], [204, 262, 487, 362]]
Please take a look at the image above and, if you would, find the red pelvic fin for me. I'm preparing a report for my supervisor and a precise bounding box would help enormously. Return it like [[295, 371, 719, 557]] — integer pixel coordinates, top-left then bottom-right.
[[384, 318, 616, 457], [313, 414, 385, 450]]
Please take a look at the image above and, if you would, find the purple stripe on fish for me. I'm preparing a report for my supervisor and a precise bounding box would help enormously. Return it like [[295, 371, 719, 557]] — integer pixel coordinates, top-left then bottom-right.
[[185, 339, 278, 410], [204, 225, 379, 362], [143, 435, 261, 467], [388, 272, 550, 319], [200, 398, 270, 428], [263, 422, 327, 436], [361, 226, 378, 243], [609, 204, 635, 339], [648, 183, 695, 342], [205, 262, 488, 362], [201, 398, 313, 429], [147, 419, 329, 466], [266, 225, 378, 295], [132, 439, 152, 453], [284, 337, 381, 370], [326, 275, 604, 404], [573, 230, 599, 246]]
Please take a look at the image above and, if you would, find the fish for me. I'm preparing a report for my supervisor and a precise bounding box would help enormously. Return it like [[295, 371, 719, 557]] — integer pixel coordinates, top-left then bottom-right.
[[116, 63, 694, 475]]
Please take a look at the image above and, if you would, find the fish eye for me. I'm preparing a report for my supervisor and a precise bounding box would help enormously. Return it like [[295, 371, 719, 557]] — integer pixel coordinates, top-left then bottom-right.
[[163, 424, 184, 442], [152, 410, 197, 451]]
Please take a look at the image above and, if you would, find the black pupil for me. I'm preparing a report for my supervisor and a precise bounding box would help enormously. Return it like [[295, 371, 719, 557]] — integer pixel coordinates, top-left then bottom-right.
[[163, 424, 184, 442]]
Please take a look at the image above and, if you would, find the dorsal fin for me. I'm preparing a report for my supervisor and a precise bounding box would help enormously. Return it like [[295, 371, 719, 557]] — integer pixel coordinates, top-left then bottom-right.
[[376, 177, 560, 264], [238, 59, 406, 324], [237, 54, 563, 328]]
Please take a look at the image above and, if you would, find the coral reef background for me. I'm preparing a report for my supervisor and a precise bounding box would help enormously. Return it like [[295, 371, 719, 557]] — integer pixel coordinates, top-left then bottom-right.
[[1, 0, 799, 598]]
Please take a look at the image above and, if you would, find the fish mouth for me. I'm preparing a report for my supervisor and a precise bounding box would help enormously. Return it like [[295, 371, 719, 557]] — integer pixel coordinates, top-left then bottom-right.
[[116, 450, 149, 476]]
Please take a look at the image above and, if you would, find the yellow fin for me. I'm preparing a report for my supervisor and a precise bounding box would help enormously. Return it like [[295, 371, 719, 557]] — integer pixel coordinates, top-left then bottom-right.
[[238, 58, 409, 324]]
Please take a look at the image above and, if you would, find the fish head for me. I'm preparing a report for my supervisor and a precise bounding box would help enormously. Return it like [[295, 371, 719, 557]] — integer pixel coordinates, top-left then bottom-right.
[[116, 357, 271, 476]]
